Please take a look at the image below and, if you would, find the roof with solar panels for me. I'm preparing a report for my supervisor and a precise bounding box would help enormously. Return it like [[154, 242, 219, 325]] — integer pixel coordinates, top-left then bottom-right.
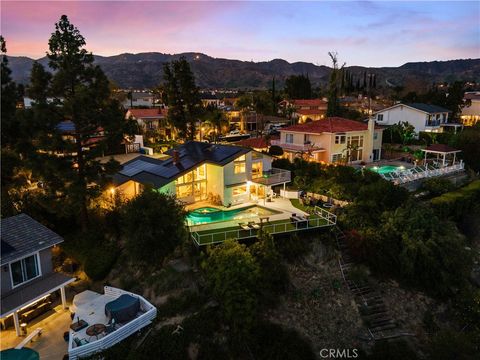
[[113, 141, 250, 188]]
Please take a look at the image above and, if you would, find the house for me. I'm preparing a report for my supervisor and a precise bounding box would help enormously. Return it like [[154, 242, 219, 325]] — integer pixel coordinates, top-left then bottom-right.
[[234, 136, 275, 152], [0, 214, 75, 336], [125, 108, 171, 137], [373, 103, 451, 135], [112, 141, 291, 206], [271, 117, 383, 164], [200, 93, 221, 108], [461, 92, 480, 126], [279, 99, 328, 123], [121, 91, 155, 108]]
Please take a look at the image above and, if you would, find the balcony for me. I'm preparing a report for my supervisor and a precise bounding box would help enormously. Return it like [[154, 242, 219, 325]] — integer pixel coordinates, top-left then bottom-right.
[[270, 139, 323, 152], [251, 168, 291, 186]]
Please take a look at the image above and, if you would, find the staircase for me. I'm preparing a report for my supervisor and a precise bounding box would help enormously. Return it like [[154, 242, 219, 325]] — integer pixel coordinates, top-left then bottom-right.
[[335, 227, 408, 341]]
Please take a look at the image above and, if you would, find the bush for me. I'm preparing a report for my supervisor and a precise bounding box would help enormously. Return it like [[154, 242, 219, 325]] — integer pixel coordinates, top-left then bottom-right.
[[275, 233, 311, 261], [421, 177, 455, 197], [430, 180, 480, 221], [268, 145, 284, 157]]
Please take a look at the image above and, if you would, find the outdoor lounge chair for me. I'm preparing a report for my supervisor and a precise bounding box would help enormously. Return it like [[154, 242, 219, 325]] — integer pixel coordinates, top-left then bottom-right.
[[248, 221, 261, 230], [239, 223, 251, 231], [73, 337, 89, 347]]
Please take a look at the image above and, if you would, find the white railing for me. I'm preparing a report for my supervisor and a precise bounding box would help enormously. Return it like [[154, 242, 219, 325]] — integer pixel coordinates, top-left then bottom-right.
[[191, 206, 336, 246], [270, 139, 320, 152], [68, 286, 157, 360], [381, 161, 465, 185], [251, 168, 291, 185]]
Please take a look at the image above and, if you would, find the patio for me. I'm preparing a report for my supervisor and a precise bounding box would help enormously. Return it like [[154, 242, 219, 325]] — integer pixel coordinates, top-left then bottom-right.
[[0, 303, 71, 360]]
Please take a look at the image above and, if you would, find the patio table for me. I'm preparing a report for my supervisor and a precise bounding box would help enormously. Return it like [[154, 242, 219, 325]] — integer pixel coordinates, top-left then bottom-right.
[[86, 324, 106, 340]]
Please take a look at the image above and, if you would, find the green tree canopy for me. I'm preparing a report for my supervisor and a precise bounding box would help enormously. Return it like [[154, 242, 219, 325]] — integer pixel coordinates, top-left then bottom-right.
[[202, 240, 260, 337], [122, 190, 187, 265], [284, 74, 312, 99]]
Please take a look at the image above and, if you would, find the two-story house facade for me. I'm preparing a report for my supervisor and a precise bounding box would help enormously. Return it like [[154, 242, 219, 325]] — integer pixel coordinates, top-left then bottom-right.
[[1, 214, 74, 336], [272, 117, 383, 164], [279, 99, 328, 123], [113, 141, 290, 206], [461, 92, 480, 127], [373, 103, 451, 135]]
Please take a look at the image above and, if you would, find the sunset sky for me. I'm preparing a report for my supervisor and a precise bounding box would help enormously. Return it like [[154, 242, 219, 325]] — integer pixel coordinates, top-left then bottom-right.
[[2, 1, 479, 67]]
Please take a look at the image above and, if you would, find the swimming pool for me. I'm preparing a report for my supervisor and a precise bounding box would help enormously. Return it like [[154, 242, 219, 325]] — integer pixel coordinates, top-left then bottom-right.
[[186, 205, 280, 226], [369, 165, 406, 175]]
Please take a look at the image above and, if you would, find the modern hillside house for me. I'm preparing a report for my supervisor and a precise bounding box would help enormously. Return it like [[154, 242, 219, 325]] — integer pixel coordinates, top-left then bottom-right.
[[272, 117, 383, 164], [373, 103, 451, 135], [113, 141, 291, 206], [0, 214, 75, 337]]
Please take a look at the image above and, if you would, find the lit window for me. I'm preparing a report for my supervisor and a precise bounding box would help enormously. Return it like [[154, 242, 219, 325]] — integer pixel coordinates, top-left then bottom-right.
[[233, 186, 247, 196], [234, 155, 246, 174], [10, 254, 40, 287], [252, 162, 262, 178]]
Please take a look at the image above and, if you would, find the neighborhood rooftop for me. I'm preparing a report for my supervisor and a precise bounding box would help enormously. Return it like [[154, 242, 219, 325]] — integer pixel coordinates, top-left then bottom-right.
[[1, 214, 64, 266], [127, 108, 167, 118], [401, 103, 451, 113], [281, 117, 380, 134], [114, 141, 250, 187]]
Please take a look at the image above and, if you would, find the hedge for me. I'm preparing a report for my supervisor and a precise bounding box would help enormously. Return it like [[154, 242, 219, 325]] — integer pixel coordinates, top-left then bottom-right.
[[430, 180, 480, 220]]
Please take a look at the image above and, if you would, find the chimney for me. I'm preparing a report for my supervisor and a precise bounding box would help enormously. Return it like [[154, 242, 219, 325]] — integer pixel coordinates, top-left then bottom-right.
[[172, 150, 180, 165]]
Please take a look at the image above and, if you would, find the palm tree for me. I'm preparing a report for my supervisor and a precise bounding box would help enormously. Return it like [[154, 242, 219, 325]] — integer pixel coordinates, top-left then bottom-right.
[[203, 108, 228, 143]]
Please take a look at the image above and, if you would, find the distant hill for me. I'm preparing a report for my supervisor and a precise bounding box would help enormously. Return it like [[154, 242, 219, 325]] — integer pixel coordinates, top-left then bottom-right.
[[7, 52, 480, 90]]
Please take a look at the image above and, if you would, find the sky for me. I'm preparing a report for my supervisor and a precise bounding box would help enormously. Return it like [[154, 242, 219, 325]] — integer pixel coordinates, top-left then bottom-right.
[[1, 1, 479, 67]]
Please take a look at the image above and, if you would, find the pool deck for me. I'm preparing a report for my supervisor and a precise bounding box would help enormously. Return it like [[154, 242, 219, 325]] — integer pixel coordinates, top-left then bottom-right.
[[188, 198, 307, 232]]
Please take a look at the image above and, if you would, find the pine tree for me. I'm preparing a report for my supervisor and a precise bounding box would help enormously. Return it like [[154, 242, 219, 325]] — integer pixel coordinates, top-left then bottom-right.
[[363, 71, 367, 90], [29, 15, 125, 230], [326, 52, 344, 117]]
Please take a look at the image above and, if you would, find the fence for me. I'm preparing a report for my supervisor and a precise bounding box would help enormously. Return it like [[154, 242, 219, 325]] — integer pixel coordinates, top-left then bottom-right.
[[191, 206, 336, 246], [382, 162, 465, 185], [68, 286, 157, 360]]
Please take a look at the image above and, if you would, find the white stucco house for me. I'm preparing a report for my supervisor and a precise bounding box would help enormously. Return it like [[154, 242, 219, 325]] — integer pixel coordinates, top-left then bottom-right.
[[373, 103, 451, 135]]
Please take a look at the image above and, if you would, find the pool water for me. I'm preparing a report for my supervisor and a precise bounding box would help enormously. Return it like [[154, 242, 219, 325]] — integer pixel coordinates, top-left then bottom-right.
[[186, 205, 279, 226], [370, 165, 405, 175]]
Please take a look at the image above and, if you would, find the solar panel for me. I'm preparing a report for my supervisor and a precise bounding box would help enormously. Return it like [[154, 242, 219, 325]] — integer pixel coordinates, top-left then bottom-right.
[[120, 160, 158, 176]]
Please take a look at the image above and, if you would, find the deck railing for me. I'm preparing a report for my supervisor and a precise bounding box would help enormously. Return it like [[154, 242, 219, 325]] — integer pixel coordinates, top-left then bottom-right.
[[191, 206, 336, 246], [251, 168, 291, 186], [381, 161, 464, 185], [68, 286, 157, 360]]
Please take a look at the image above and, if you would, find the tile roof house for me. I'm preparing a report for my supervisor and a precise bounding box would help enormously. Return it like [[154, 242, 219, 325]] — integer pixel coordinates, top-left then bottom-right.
[[126, 108, 171, 137], [373, 102, 452, 135], [1, 214, 74, 336], [112, 141, 290, 206], [271, 117, 383, 164], [279, 99, 328, 122]]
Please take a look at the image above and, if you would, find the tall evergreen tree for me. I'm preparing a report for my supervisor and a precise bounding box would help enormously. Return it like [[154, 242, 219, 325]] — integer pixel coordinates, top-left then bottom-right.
[[284, 74, 312, 99], [163, 57, 201, 140], [326, 52, 344, 117], [29, 15, 125, 230]]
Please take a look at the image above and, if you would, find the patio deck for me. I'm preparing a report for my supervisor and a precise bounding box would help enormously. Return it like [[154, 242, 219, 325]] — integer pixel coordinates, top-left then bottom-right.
[[190, 204, 336, 246], [0, 304, 70, 360]]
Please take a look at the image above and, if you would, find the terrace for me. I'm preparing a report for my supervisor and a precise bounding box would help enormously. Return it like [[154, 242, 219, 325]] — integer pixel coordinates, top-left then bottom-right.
[[67, 286, 156, 360], [251, 167, 291, 186], [189, 200, 336, 246]]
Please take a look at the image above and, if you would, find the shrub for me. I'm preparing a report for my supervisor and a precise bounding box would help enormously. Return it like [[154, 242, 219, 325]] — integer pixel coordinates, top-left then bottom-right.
[[275, 233, 311, 261], [421, 177, 455, 197], [268, 145, 284, 157], [430, 180, 480, 221]]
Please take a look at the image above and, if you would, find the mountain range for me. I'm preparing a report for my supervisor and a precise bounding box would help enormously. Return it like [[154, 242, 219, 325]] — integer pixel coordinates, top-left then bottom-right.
[[7, 52, 480, 90]]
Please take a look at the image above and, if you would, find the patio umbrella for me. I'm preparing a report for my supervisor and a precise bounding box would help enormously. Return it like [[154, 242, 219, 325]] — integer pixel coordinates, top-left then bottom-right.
[[0, 348, 40, 360]]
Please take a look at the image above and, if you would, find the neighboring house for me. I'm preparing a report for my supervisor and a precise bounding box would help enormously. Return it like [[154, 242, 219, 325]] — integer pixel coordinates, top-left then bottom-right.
[[461, 92, 480, 126], [234, 136, 275, 152], [279, 99, 328, 123], [113, 141, 290, 206], [56, 120, 107, 153], [373, 103, 451, 134], [200, 93, 221, 108], [126, 108, 171, 136], [271, 117, 383, 164], [0, 214, 75, 336], [122, 91, 155, 108]]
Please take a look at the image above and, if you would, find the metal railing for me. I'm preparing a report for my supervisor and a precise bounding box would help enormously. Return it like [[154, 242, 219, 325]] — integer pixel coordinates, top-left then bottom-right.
[[270, 139, 320, 152], [191, 206, 336, 246], [251, 168, 291, 185]]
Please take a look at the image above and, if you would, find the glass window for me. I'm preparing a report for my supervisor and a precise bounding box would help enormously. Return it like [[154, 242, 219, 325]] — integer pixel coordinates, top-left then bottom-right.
[[10, 254, 40, 287], [377, 114, 384, 121], [285, 134, 294, 144], [233, 186, 247, 196], [335, 134, 346, 144], [332, 153, 342, 163], [234, 155, 246, 174], [252, 161, 263, 178], [373, 132, 378, 140]]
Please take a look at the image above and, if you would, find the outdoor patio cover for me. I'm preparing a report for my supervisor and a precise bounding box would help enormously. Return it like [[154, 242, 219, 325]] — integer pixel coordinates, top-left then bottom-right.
[[104, 294, 140, 323]]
